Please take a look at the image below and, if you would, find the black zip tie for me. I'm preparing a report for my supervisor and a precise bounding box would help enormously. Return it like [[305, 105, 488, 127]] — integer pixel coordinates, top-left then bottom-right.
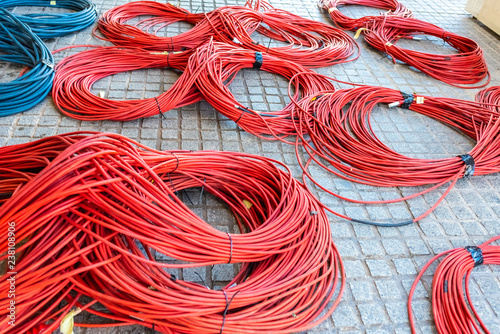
[[444, 280, 448, 293], [154, 97, 168, 122], [266, 38, 272, 53], [167, 173, 179, 197], [183, 189, 194, 205], [459, 154, 475, 178], [220, 290, 240, 334], [167, 52, 170, 68], [198, 177, 206, 205], [195, 272, 210, 289], [253, 52, 263, 69], [170, 36, 174, 51], [171, 153, 179, 173], [465, 246, 483, 266], [400, 91, 414, 109], [235, 105, 251, 124], [227, 233, 233, 263]]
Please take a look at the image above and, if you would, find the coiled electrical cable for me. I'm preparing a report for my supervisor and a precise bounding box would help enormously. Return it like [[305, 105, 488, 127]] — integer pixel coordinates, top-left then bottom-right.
[[186, 41, 336, 137], [0, 9, 54, 116], [363, 15, 490, 88], [97, 1, 358, 68], [317, 0, 412, 31], [408, 236, 500, 333], [0, 133, 344, 334], [476, 86, 500, 112], [288, 84, 500, 226], [0, 0, 97, 39], [52, 46, 200, 121]]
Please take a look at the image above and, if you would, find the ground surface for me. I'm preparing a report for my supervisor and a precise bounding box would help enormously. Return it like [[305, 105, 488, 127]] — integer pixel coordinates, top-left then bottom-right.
[[2, 0, 500, 333]]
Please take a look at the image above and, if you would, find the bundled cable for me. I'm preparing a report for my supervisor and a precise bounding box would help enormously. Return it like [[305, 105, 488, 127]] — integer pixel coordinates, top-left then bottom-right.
[[289, 85, 500, 225], [97, 1, 358, 68], [476, 85, 500, 112], [0, 0, 97, 39], [0, 133, 344, 334], [317, 0, 412, 31], [408, 236, 500, 333], [363, 15, 490, 88], [186, 41, 336, 137], [0, 9, 55, 116], [52, 46, 201, 121]]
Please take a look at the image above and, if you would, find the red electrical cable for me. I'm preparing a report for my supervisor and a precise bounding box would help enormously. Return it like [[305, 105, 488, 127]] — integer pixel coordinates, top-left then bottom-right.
[[363, 15, 490, 88], [408, 236, 500, 334], [317, 0, 412, 31], [476, 85, 500, 112], [185, 41, 336, 138], [52, 47, 200, 121], [96, 1, 358, 68], [0, 133, 344, 334], [287, 84, 500, 225]]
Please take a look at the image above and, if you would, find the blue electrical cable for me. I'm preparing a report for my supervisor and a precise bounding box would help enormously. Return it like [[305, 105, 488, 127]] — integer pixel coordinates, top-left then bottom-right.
[[0, 8, 55, 116], [0, 0, 97, 39]]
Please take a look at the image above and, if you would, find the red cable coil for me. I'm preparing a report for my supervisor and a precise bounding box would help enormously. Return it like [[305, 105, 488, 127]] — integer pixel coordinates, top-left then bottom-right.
[[0, 133, 344, 334], [408, 236, 500, 333], [52, 47, 200, 121], [476, 85, 500, 112], [317, 0, 412, 31], [363, 15, 490, 88], [287, 84, 500, 225], [96, 1, 358, 68], [186, 41, 336, 137]]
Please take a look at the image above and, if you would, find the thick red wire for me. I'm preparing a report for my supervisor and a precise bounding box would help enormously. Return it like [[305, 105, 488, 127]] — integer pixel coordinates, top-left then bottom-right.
[[96, 0, 358, 68], [0, 132, 344, 334], [317, 0, 412, 31], [287, 84, 500, 225], [363, 15, 490, 88], [408, 236, 500, 334]]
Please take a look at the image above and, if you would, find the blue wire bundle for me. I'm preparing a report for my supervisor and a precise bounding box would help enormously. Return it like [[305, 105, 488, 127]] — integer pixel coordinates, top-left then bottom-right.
[[0, 0, 97, 39], [0, 9, 54, 116]]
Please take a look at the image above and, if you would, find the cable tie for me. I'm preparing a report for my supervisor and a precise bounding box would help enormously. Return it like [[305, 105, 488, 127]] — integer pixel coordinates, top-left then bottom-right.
[[385, 42, 393, 47], [253, 52, 263, 69], [171, 153, 180, 173], [36, 59, 54, 69], [400, 91, 414, 109], [167, 173, 179, 197], [464, 246, 483, 266], [459, 154, 475, 178], [220, 290, 240, 334], [198, 177, 206, 205], [155, 97, 168, 123], [227, 233, 233, 264], [328, 7, 338, 12], [234, 105, 251, 124]]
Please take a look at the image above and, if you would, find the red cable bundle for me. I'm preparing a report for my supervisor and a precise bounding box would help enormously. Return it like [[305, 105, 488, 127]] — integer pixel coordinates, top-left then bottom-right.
[[317, 0, 412, 31], [186, 41, 336, 137], [408, 236, 500, 333], [97, 1, 358, 68], [0, 133, 344, 334], [363, 15, 490, 88], [288, 85, 500, 225], [52, 47, 200, 121], [476, 86, 500, 112]]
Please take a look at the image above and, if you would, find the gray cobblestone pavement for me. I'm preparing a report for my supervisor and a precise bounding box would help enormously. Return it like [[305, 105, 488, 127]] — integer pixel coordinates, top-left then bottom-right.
[[2, 0, 500, 333]]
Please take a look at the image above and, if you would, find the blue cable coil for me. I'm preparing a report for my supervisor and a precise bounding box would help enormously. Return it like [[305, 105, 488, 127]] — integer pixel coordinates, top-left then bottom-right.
[[0, 8, 55, 116], [0, 0, 97, 39]]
